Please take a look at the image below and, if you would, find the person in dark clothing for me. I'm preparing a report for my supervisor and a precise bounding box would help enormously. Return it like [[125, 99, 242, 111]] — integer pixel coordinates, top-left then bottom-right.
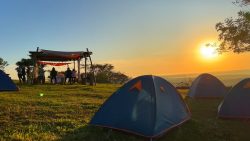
[[65, 67, 72, 84], [26, 66, 32, 84], [21, 66, 26, 83], [50, 67, 57, 84], [16, 66, 22, 84], [38, 66, 45, 84], [71, 69, 77, 83]]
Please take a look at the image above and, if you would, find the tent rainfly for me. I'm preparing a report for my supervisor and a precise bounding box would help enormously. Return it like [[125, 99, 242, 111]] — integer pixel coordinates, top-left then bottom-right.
[[218, 78, 250, 119], [90, 75, 191, 139], [0, 70, 18, 91], [188, 73, 227, 98]]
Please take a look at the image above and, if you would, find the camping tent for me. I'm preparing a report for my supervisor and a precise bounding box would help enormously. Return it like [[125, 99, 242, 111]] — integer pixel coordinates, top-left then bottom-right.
[[0, 70, 18, 91], [90, 75, 190, 138], [218, 78, 250, 119], [188, 73, 227, 98]]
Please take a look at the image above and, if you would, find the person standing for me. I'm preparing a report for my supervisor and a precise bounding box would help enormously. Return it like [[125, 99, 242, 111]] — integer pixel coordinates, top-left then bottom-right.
[[50, 67, 57, 84], [38, 66, 45, 84], [26, 66, 32, 84], [65, 67, 72, 84], [16, 66, 22, 84], [71, 69, 77, 83], [21, 66, 26, 83]]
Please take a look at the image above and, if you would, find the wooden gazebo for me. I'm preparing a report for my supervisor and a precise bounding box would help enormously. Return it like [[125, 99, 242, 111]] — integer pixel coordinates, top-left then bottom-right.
[[29, 47, 93, 84]]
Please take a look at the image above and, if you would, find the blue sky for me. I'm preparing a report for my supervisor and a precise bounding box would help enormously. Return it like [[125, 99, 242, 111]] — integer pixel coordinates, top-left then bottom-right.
[[1, 0, 248, 78]]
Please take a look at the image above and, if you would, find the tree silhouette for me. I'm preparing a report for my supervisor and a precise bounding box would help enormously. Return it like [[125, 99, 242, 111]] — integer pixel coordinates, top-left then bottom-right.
[[91, 64, 130, 84], [216, 0, 250, 53], [0, 57, 8, 71], [16, 58, 34, 67], [233, 0, 250, 6]]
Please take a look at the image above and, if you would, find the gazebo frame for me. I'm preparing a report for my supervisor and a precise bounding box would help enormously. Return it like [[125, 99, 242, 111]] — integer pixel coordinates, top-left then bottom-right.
[[29, 47, 94, 84]]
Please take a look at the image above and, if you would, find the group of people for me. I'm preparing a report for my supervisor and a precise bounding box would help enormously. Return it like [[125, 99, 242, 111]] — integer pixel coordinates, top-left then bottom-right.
[[50, 67, 77, 84], [17, 65, 77, 84], [16, 66, 32, 84], [64, 67, 77, 84]]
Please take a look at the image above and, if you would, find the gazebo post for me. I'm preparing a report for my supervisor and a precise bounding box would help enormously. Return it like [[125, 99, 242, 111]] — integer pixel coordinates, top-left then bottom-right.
[[73, 60, 76, 70], [34, 60, 39, 84], [77, 58, 81, 83], [84, 57, 87, 84], [87, 48, 95, 85], [33, 47, 39, 84]]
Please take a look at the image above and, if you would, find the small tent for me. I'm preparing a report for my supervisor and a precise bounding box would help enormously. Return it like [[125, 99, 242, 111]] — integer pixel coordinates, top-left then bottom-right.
[[90, 75, 190, 138], [188, 73, 227, 98], [218, 78, 250, 119], [0, 70, 18, 91]]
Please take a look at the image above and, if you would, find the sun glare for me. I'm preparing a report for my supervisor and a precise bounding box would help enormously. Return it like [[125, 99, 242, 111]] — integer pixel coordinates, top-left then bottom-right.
[[200, 44, 218, 59]]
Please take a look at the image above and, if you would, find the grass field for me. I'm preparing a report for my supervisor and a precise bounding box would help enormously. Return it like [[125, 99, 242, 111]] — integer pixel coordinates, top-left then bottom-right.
[[0, 84, 249, 141]]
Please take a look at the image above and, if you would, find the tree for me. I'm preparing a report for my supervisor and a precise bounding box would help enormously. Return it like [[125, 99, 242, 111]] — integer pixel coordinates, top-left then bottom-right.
[[216, 0, 250, 53], [0, 57, 8, 71], [16, 58, 34, 67], [233, 0, 250, 6], [91, 64, 130, 84], [109, 72, 130, 84]]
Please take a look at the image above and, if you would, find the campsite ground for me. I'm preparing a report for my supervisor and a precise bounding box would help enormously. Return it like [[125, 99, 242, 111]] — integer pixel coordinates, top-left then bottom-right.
[[0, 84, 249, 141]]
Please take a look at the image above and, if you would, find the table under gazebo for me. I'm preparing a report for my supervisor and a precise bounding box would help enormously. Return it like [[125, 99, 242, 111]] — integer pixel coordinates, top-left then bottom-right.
[[29, 47, 94, 84]]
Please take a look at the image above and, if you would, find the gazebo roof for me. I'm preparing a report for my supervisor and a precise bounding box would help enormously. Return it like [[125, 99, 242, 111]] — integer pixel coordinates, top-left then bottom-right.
[[29, 49, 92, 61]]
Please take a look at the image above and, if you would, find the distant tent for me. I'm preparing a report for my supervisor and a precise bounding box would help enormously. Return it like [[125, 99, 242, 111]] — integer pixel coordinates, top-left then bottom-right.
[[218, 78, 250, 119], [188, 73, 227, 98], [0, 70, 18, 91], [90, 75, 190, 138]]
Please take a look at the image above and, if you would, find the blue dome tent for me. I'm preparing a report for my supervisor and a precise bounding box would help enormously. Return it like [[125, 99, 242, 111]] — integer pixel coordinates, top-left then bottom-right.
[[90, 75, 190, 138], [188, 73, 227, 98], [0, 70, 18, 91], [218, 78, 250, 119]]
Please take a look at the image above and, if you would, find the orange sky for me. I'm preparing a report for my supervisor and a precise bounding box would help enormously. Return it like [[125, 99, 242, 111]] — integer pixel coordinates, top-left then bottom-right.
[[103, 51, 250, 77], [98, 36, 250, 77]]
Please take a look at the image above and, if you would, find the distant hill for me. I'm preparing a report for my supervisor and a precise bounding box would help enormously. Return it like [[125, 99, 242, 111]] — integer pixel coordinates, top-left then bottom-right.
[[162, 69, 250, 87]]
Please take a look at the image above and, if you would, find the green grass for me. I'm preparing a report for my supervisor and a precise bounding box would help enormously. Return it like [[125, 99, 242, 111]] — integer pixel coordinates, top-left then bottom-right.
[[0, 84, 249, 141]]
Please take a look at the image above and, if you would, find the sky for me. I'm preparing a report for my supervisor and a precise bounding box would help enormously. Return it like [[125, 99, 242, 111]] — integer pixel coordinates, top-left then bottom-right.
[[0, 0, 250, 79]]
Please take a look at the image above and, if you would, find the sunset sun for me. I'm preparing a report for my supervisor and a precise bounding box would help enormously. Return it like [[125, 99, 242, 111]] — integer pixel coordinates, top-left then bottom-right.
[[200, 44, 218, 59]]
